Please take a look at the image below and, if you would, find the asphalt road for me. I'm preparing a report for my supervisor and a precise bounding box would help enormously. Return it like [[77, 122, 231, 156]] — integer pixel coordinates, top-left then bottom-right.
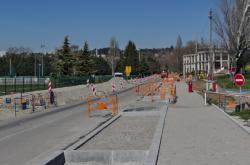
[[0, 88, 137, 165]]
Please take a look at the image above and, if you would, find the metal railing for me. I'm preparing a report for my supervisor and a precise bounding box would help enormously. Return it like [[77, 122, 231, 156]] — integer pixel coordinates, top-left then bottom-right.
[[0, 75, 113, 96], [0, 77, 49, 95]]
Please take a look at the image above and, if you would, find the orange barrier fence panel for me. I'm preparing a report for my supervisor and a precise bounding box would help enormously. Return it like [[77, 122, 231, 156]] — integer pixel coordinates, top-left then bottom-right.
[[227, 100, 236, 109], [135, 82, 160, 96], [97, 102, 107, 110], [87, 94, 118, 117]]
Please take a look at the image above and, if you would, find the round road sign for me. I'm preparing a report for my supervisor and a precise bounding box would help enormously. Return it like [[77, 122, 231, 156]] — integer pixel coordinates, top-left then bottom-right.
[[234, 74, 245, 87]]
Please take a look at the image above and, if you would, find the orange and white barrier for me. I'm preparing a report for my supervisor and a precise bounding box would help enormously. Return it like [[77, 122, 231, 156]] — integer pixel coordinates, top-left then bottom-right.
[[87, 94, 118, 117]]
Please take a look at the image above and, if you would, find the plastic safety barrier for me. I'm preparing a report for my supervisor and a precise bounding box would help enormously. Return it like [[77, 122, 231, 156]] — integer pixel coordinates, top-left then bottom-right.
[[135, 82, 159, 96], [160, 77, 178, 104], [87, 94, 118, 117]]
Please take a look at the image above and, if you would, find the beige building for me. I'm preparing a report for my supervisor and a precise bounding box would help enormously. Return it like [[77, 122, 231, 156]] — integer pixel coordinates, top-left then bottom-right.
[[183, 50, 230, 78]]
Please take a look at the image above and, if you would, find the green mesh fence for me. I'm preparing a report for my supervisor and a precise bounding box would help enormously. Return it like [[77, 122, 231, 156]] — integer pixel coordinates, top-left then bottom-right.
[[0, 75, 113, 96]]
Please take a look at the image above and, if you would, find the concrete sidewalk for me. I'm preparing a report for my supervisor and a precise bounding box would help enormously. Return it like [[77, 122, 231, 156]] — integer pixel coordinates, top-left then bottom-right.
[[158, 81, 250, 165]]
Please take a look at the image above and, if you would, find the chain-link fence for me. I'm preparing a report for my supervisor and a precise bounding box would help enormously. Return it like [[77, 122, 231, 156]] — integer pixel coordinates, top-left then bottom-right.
[[0, 77, 49, 96], [204, 91, 250, 121], [0, 75, 113, 96]]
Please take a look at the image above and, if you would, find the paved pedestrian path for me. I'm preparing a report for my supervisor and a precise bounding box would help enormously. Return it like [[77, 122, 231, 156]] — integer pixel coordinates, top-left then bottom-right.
[[158, 81, 250, 165]]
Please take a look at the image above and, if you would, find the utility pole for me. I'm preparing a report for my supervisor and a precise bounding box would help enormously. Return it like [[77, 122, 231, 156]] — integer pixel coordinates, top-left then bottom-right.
[[139, 48, 141, 75], [176, 55, 179, 72], [195, 36, 198, 78], [39, 63, 41, 78], [34, 54, 37, 77], [112, 42, 115, 77], [208, 9, 213, 80], [9, 58, 12, 77]]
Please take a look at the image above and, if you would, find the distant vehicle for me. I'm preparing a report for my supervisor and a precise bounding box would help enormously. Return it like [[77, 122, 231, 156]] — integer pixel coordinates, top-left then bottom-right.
[[114, 72, 123, 77]]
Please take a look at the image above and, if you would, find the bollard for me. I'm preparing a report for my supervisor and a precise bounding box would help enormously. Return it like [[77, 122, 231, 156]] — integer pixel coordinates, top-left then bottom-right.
[[31, 94, 36, 113], [213, 81, 216, 92], [188, 81, 193, 93], [204, 92, 207, 105]]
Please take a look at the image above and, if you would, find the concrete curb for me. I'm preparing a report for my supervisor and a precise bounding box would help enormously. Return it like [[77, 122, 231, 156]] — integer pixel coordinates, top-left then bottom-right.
[[40, 104, 167, 165], [212, 104, 250, 135], [65, 150, 148, 165], [30, 115, 121, 165], [144, 105, 168, 165], [68, 114, 121, 150], [25, 116, 113, 165]]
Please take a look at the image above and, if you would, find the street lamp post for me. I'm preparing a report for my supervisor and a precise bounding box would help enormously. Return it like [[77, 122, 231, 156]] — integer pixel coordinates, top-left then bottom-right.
[[34, 55, 37, 77], [9, 57, 12, 77], [38, 64, 41, 79], [208, 9, 213, 80], [41, 44, 45, 77], [138, 48, 141, 76]]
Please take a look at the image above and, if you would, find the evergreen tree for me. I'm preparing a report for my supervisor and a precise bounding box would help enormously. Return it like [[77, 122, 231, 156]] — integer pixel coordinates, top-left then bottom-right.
[[55, 36, 73, 76], [77, 41, 93, 76], [62, 36, 70, 54], [124, 41, 139, 75], [147, 56, 160, 74], [92, 56, 111, 75], [140, 57, 150, 76]]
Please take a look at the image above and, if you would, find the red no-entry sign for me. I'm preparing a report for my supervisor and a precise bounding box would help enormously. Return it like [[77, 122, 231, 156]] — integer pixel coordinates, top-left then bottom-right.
[[234, 74, 245, 87]]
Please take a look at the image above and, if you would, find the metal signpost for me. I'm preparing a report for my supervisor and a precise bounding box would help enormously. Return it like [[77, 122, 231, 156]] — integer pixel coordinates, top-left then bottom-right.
[[231, 67, 236, 81], [234, 74, 245, 112]]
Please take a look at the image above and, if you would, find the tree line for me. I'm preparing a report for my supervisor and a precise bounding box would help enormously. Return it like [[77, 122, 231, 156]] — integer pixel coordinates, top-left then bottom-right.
[[0, 35, 217, 78], [0, 36, 164, 77]]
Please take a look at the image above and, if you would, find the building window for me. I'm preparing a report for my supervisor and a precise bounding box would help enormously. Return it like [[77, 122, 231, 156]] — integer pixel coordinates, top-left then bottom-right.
[[222, 54, 228, 60], [215, 62, 220, 69], [215, 54, 220, 61]]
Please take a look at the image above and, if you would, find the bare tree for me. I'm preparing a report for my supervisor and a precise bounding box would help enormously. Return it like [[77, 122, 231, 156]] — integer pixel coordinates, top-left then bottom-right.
[[213, 0, 250, 70], [107, 37, 120, 76]]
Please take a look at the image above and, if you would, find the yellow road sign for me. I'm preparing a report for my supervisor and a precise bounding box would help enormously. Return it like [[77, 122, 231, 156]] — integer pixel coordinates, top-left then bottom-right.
[[125, 66, 132, 77]]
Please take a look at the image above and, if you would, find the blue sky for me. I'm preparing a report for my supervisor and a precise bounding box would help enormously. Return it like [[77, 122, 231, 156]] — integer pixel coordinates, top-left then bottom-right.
[[0, 0, 216, 52]]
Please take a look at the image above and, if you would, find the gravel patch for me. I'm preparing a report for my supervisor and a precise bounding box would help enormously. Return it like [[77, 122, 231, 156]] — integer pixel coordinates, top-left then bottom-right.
[[78, 116, 159, 150]]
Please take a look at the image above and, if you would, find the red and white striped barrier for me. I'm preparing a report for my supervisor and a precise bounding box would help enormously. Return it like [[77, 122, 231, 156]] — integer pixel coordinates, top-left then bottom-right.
[[90, 83, 97, 96], [48, 80, 52, 93], [120, 80, 124, 89], [112, 81, 116, 92]]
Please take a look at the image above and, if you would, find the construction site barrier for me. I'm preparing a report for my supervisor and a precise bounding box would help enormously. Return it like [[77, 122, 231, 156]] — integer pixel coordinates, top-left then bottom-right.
[[0, 92, 57, 117], [133, 74, 178, 104], [160, 77, 177, 104], [87, 94, 118, 117], [135, 82, 160, 96], [205, 91, 250, 112]]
